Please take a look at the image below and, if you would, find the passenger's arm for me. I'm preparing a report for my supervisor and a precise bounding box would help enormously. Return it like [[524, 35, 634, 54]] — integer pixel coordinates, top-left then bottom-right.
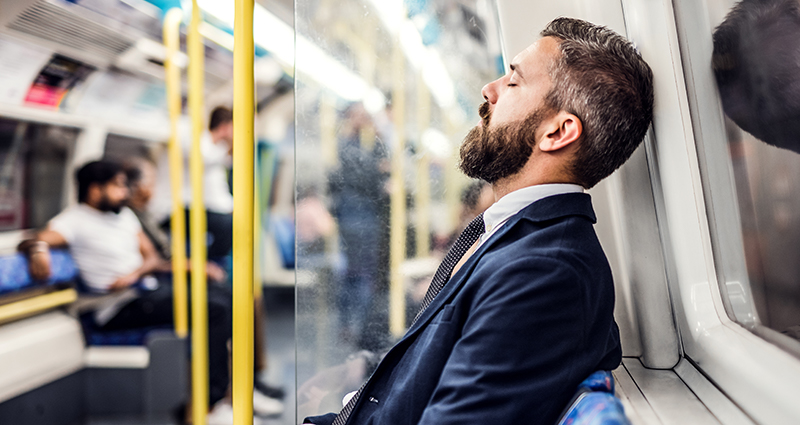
[[18, 229, 69, 281], [108, 231, 162, 291]]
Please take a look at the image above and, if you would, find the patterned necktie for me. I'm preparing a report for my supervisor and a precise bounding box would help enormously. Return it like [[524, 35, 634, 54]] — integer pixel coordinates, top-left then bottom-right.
[[412, 212, 486, 325], [331, 213, 485, 425]]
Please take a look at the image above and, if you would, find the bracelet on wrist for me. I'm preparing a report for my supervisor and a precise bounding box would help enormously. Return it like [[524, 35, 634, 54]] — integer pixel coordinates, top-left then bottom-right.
[[29, 241, 49, 254]]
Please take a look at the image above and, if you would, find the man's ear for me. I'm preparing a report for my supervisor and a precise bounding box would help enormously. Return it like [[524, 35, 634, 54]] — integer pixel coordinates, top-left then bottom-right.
[[538, 111, 582, 152]]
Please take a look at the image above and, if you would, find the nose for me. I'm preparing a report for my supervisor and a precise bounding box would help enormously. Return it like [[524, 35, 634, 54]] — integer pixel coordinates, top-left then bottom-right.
[[481, 77, 502, 104]]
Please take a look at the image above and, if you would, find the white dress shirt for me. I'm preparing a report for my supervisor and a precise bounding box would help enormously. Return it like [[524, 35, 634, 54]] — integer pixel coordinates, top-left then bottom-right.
[[477, 183, 584, 249]]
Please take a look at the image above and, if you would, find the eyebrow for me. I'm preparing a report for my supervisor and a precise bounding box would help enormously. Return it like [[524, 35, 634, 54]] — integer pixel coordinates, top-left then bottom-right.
[[510, 63, 524, 80]]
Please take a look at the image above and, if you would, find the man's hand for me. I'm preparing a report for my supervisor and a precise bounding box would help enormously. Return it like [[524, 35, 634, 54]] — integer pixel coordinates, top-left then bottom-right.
[[28, 242, 51, 281], [19, 230, 68, 281], [206, 262, 227, 283], [108, 271, 140, 291]]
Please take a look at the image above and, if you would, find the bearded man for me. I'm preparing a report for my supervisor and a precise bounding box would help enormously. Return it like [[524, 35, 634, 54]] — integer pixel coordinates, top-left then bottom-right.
[[19, 160, 239, 418], [304, 17, 653, 425]]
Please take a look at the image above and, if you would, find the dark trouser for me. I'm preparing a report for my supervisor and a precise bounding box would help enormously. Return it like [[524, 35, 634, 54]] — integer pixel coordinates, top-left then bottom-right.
[[100, 284, 233, 407]]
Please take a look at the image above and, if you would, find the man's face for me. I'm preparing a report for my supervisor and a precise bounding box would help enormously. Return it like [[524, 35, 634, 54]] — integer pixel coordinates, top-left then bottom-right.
[[97, 173, 129, 214], [458, 38, 560, 183], [217, 121, 234, 146], [479, 37, 559, 128]]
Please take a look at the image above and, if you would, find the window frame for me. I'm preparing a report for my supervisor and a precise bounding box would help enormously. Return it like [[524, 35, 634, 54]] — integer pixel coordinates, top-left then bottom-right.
[[621, 0, 800, 421]]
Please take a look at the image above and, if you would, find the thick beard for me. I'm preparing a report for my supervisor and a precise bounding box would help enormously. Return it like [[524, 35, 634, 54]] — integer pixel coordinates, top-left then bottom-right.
[[98, 197, 123, 214], [458, 105, 547, 183]]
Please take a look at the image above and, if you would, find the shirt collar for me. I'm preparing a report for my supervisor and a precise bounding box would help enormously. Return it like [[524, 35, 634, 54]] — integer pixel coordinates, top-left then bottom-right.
[[482, 183, 585, 233]]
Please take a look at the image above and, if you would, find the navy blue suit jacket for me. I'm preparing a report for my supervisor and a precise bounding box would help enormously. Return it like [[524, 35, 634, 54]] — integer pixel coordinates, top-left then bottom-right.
[[307, 193, 621, 425]]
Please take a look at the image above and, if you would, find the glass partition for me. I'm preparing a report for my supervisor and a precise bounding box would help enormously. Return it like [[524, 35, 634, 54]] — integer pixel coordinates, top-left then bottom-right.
[[295, 0, 502, 418]]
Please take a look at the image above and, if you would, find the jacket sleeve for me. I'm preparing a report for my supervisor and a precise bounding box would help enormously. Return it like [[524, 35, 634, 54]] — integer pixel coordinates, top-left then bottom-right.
[[418, 256, 587, 425]]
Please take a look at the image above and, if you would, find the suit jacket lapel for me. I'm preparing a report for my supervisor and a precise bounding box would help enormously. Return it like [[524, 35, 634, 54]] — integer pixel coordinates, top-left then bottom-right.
[[400, 212, 523, 338]]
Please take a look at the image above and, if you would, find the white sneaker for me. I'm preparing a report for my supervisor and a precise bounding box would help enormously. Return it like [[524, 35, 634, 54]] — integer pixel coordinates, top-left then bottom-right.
[[253, 388, 284, 417], [207, 402, 234, 425]]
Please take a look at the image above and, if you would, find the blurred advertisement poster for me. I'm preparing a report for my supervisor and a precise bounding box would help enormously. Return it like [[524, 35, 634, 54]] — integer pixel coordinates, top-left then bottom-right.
[[0, 35, 52, 106], [24, 54, 94, 108]]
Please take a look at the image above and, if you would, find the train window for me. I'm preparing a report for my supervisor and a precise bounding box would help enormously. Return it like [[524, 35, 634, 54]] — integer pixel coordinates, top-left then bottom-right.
[[680, 0, 800, 350], [0, 118, 78, 231], [294, 0, 502, 419]]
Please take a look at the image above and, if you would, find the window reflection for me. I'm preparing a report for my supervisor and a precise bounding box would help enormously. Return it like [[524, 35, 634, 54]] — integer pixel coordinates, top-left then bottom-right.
[[711, 0, 800, 339]]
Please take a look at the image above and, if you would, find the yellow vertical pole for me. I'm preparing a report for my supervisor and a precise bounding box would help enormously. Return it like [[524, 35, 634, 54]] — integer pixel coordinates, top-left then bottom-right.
[[188, 2, 208, 423], [253, 173, 262, 301], [163, 8, 188, 338], [389, 39, 407, 336], [415, 77, 431, 258], [232, 0, 255, 424], [320, 96, 337, 168], [444, 116, 462, 233]]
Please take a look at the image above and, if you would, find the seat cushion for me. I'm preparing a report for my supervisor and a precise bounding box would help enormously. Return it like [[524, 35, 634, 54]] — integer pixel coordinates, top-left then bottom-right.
[[578, 370, 614, 393], [559, 392, 630, 425]]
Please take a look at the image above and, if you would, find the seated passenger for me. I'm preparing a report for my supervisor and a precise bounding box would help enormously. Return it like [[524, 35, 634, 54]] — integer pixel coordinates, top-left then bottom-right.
[[123, 157, 226, 283], [303, 17, 653, 425], [19, 160, 279, 424]]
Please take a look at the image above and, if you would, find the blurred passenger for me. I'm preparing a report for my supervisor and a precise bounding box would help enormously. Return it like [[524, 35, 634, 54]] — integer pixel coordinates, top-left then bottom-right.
[[328, 104, 390, 347], [124, 157, 226, 282], [124, 158, 285, 422], [460, 181, 494, 224], [434, 181, 494, 254], [18, 160, 279, 424], [304, 17, 653, 425], [151, 106, 235, 260]]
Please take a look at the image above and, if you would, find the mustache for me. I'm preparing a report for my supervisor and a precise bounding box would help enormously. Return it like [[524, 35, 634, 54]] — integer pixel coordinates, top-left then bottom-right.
[[479, 102, 491, 126]]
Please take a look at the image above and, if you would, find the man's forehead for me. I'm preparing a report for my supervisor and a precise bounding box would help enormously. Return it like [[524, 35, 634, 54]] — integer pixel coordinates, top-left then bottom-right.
[[510, 37, 559, 71]]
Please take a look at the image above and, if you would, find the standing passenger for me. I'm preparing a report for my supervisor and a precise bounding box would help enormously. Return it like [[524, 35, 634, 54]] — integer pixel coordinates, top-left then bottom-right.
[[304, 17, 654, 425], [151, 106, 235, 260]]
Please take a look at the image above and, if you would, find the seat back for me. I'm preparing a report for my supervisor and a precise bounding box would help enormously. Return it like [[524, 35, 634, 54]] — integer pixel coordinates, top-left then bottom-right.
[[557, 371, 631, 425]]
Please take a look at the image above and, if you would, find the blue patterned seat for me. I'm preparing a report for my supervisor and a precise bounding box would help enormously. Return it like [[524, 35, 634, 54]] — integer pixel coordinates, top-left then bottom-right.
[[0, 250, 170, 346], [557, 371, 631, 425], [0, 250, 78, 295]]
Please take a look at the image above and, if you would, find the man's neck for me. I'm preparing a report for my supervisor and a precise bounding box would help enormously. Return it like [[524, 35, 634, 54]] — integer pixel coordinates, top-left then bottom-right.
[[491, 170, 580, 201], [81, 202, 101, 212], [490, 152, 582, 200]]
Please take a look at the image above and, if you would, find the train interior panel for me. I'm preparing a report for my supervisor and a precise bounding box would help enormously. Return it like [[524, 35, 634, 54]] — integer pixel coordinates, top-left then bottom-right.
[[0, 0, 797, 424]]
